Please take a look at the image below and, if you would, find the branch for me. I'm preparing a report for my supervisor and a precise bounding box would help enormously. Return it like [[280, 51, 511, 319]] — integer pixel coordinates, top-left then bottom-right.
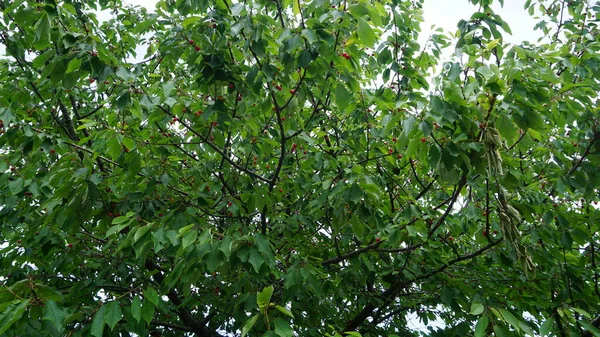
[[343, 238, 502, 332], [157, 105, 269, 183], [322, 241, 383, 267], [145, 259, 224, 337]]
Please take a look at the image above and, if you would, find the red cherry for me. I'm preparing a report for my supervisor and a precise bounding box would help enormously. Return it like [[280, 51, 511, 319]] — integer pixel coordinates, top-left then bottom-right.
[[448, 236, 454, 241], [50, 149, 56, 154], [10, 166, 15, 171], [227, 202, 232, 207], [397, 154, 402, 159], [341, 52, 349, 58], [108, 213, 114, 217], [89, 78, 95, 83], [229, 83, 235, 89], [67, 243, 73, 248], [212, 121, 218, 126], [392, 137, 397, 142], [420, 137, 426, 143], [189, 39, 194, 45], [388, 148, 393, 154], [483, 231, 488, 237], [195, 46, 200, 52], [275, 85, 282, 91], [195, 110, 203, 116], [289, 89, 296, 94], [375, 237, 381, 242]]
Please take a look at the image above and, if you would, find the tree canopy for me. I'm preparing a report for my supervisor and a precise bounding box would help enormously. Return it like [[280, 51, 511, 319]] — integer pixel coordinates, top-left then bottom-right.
[[1, 0, 600, 336]]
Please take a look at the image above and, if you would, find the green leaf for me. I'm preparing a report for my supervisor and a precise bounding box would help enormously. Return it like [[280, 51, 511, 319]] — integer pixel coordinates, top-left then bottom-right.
[[344, 332, 363, 337], [133, 225, 151, 244], [498, 308, 522, 333], [66, 58, 81, 73], [90, 304, 106, 337], [274, 318, 294, 337], [347, 183, 362, 204], [474, 315, 489, 337], [470, 302, 484, 315], [539, 318, 553, 336], [357, 17, 375, 46], [402, 116, 417, 138], [104, 301, 122, 331], [131, 296, 142, 323], [34, 13, 52, 50], [241, 314, 259, 337], [335, 83, 353, 110], [111, 216, 130, 225], [182, 16, 201, 28], [275, 305, 294, 318], [8, 177, 24, 195], [249, 248, 264, 273], [145, 287, 159, 306], [32, 50, 55, 68], [580, 321, 600, 336], [106, 223, 129, 237], [0, 300, 29, 335], [141, 298, 155, 324], [257, 286, 274, 308], [181, 229, 198, 250]]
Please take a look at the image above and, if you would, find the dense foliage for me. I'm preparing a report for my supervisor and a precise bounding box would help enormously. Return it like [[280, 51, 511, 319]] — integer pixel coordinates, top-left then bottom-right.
[[1, 0, 599, 336]]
